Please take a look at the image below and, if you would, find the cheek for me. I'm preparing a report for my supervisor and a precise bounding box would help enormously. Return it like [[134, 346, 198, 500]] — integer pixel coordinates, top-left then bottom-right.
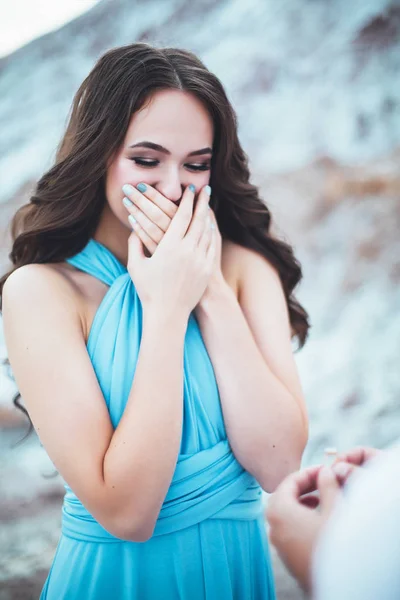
[[105, 159, 141, 219], [191, 171, 211, 191], [106, 160, 134, 197], [200, 172, 211, 185]]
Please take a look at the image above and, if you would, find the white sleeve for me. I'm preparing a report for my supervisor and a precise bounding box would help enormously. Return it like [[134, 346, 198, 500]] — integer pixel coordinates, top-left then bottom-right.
[[312, 446, 400, 600]]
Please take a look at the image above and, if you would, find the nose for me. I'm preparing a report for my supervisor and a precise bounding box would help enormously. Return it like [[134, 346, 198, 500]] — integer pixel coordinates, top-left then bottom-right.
[[154, 168, 184, 204]]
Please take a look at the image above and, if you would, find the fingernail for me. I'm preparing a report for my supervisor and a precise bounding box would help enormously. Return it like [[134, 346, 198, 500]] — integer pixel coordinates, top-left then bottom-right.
[[137, 183, 147, 193], [205, 185, 211, 195], [122, 184, 134, 196], [211, 222, 215, 229], [189, 184, 196, 193], [319, 466, 335, 481], [122, 197, 133, 208], [332, 462, 351, 478], [128, 215, 136, 226]]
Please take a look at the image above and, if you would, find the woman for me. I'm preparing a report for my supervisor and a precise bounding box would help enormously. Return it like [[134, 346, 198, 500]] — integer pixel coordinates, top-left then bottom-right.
[[1, 43, 309, 599]]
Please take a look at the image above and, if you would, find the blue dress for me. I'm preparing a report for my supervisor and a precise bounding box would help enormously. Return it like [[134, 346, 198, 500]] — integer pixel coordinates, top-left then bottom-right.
[[40, 239, 276, 599]]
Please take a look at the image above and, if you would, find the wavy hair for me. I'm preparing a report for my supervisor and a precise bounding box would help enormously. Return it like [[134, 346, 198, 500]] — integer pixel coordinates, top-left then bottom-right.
[[0, 43, 310, 439]]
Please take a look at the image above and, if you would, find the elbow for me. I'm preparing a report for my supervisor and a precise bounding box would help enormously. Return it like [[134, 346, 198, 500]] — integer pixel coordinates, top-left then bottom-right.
[[110, 521, 155, 543], [251, 448, 305, 494], [260, 459, 301, 493], [249, 419, 309, 493], [104, 513, 156, 543], [120, 523, 155, 543], [96, 485, 164, 542]]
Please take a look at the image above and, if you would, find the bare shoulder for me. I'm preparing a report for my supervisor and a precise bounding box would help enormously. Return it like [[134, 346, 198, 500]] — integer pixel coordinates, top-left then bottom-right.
[[221, 240, 281, 293], [3, 263, 84, 328]]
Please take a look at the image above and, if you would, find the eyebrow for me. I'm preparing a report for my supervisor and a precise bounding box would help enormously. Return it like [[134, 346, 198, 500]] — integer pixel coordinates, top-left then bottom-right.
[[128, 141, 213, 157]]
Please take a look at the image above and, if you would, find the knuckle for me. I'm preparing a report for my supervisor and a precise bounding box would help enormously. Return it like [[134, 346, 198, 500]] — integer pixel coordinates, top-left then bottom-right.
[[127, 202, 137, 215], [149, 202, 159, 217], [132, 195, 143, 209], [182, 206, 192, 219], [152, 215, 164, 229], [187, 240, 196, 254], [151, 190, 163, 205], [148, 223, 158, 237], [161, 217, 171, 231]]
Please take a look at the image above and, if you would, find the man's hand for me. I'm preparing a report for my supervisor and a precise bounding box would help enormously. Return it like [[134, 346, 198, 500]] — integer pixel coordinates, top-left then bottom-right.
[[266, 465, 344, 593], [333, 446, 382, 468]]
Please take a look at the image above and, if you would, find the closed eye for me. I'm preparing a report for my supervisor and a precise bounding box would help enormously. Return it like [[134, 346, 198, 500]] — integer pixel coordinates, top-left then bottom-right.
[[129, 158, 210, 172]]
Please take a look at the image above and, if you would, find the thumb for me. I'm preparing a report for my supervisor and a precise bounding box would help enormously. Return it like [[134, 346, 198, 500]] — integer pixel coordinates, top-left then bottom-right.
[[317, 466, 342, 517], [127, 231, 145, 271]]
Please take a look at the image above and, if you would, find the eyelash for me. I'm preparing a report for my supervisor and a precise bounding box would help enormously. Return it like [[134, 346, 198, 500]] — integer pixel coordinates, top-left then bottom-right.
[[129, 158, 211, 172]]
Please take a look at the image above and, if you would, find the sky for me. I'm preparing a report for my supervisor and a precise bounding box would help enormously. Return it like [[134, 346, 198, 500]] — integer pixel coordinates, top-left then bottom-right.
[[0, 0, 100, 58]]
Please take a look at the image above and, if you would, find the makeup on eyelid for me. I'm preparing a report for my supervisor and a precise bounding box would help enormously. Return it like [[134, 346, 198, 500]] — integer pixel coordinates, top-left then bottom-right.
[[128, 157, 211, 171]]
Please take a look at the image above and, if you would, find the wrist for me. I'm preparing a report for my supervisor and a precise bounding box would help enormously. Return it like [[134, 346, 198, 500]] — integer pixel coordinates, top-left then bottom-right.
[[142, 303, 189, 333], [196, 279, 236, 319]]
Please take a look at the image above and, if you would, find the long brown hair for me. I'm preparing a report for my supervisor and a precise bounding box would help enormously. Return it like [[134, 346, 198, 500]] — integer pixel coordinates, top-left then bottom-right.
[[1, 43, 310, 437]]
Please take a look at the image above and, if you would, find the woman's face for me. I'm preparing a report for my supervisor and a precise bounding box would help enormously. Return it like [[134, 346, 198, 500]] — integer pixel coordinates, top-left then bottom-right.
[[105, 89, 214, 228]]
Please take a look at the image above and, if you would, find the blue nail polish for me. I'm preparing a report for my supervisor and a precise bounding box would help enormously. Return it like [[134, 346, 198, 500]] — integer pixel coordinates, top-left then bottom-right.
[[122, 184, 134, 196], [137, 183, 147, 193], [128, 215, 136, 226], [189, 184, 196, 193], [205, 185, 211, 195], [122, 197, 133, 208]]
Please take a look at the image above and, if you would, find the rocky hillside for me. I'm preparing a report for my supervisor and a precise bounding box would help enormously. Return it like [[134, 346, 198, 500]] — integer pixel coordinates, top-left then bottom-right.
[[1, 1, 399, 598]]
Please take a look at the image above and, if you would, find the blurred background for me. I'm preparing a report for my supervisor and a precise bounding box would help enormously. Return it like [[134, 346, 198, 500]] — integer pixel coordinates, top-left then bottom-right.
[[0, 0, 399, 598]]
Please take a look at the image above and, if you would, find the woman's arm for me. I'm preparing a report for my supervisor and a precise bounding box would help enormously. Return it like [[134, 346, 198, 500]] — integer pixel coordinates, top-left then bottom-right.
[[3, 263, 187, 541], [195, 242, 308, 492]]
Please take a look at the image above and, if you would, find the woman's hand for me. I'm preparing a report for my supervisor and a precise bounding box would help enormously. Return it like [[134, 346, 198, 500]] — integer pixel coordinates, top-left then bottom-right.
[[126, 184, 216, 319], [196, 209, 225, 303], [267, 465, 344, 593], [122, 182, 178, 256], [122, 183, 226, 301]]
